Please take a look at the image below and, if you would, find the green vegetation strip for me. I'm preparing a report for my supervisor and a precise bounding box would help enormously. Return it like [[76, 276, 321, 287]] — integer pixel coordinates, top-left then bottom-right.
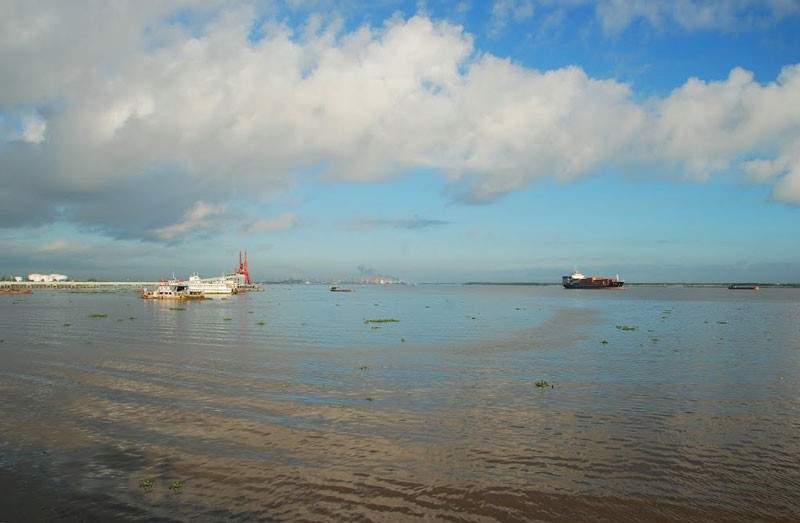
[[363, 318, 399, 324], [88, 313, 107, 318]]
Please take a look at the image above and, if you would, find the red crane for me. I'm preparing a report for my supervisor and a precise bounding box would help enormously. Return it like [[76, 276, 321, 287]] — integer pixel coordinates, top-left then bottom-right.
[[236, 250, 252, 285]]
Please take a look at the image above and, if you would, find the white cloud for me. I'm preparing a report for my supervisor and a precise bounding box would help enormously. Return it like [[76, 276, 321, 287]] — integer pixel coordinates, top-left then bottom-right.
[[642, 66, 800, 188], [596, 0, 800, 34], [490, 0, 536, 36], [39, 238, 90, 253], [154, 201, 229, 241], [246, 213, 299, 233], [2, 2, 800, 244], [20, 113, 47, 143]]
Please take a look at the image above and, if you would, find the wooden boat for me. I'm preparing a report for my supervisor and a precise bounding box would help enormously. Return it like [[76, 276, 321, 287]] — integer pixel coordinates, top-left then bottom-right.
[[0, 288, 32, 294]]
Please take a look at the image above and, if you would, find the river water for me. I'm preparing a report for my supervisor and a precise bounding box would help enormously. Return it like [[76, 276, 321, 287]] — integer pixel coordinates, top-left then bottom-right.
[[1, 284, 798, 522]]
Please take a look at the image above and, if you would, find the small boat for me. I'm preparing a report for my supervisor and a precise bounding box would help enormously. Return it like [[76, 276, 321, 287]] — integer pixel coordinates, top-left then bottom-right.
[[728, 284, 760, 290], [330, 286, 355, 292], [562, 271, 624, 289], [142, 280, 205, 300], [0, 288, 32, 294]]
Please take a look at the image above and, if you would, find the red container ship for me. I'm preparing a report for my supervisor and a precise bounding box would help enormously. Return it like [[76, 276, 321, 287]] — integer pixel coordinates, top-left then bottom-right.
[[562, 271, 624, 289]]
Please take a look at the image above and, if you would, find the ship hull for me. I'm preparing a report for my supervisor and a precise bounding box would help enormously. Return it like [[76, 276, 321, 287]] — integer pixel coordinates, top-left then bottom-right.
[[562, 272, 624, 289], [562, 280, 624, 289]]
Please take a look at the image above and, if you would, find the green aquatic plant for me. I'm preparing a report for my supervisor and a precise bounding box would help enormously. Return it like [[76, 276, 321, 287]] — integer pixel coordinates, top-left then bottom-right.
[[169, 481, 184, 492], [88, 313, 107, 318], [717, 321, 728, 324], [601, 339, 609, 344], [257, 320, 266, 326], [139, 479, 156, 491], [223, 317, 232, 321], [359, 365, 369, 371], [363, 318, 399, 324], [129, 317, 135, 320], [63, 323, 71, 327], [615, 325, 637, 331], [169, 307, 186, 311], [535, 380, 551, 388]]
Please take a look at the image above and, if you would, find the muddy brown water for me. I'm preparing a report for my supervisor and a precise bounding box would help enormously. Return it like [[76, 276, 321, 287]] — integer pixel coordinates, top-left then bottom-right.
[[1, 285, 799, 521]]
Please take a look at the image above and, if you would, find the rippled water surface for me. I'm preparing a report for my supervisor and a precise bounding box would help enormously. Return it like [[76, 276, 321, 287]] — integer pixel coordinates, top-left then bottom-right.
[[1, 284, 799, 522]]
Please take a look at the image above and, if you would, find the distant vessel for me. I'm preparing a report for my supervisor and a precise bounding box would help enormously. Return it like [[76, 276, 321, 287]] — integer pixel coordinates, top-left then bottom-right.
[[188, 273, 238, 295], [728, 284, 760, 290], [562, 271, 624, 289], [330, 286, 355, 292], [0, 288, 32, 294]]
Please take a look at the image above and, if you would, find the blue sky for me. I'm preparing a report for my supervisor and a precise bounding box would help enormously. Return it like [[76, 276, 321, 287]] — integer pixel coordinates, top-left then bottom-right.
[[1, 0, 800, 283]]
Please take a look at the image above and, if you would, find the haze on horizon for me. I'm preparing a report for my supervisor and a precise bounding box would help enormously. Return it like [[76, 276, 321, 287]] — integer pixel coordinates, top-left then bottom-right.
[[2, 1, 800, 284]]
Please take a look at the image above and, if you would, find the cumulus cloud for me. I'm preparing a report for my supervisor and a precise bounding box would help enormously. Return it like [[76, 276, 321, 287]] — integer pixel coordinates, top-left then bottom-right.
[[1, 1, 800, 246], [642, 66, 800, 189], [154, 201, 229, 241]]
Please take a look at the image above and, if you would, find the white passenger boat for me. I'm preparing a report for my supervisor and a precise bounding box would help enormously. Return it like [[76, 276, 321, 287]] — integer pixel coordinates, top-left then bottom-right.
[[187, 273, 238, 295]]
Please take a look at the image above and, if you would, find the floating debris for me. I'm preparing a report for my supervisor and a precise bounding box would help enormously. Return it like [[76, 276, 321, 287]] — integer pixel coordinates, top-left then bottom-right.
[[535, 380, 552, 388], [616, 325, 637, 331], [88, 313, 107, 318]]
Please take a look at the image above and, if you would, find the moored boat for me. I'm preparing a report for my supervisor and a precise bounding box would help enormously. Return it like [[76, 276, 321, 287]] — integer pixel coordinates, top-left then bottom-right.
[[188, 273, 238, 295], [728, 284, 760, 290], [141, 280, 204, 300], [0, 287, 32, 294], [562, 271, 624, 289], [330, 286, 355, 292]]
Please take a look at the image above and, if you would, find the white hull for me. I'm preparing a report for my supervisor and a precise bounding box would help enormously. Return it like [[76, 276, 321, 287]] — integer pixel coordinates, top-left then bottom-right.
[[187, 274, 238, 295]]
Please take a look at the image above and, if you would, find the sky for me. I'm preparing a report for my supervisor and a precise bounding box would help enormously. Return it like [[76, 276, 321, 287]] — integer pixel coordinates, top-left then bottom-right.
[[1, 0, 800, 284]]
